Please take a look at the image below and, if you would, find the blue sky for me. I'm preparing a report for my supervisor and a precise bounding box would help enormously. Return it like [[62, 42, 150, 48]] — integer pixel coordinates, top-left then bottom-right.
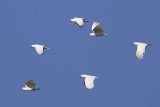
[[0, 0, 160, 107]]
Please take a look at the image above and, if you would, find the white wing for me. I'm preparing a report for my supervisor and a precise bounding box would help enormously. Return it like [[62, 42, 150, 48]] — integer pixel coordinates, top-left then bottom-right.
[[92, 22, 104, 36], [75, 18, 84, 27], [32, 44, 48, 55], [91, 22, 98, 31], [84, 76, 96, 89], [135, 42, 148, 59], [35, 46, 44, 55]]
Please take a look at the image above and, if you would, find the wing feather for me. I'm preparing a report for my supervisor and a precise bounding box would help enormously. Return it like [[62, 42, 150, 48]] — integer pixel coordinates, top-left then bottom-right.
[[92, 22, 104, 35], [35, 45, 44, 55], [84, 77, 95, 89], [26, 80, 37, 89], [136, 43, 148, 59], [75, 18, 84, 27]]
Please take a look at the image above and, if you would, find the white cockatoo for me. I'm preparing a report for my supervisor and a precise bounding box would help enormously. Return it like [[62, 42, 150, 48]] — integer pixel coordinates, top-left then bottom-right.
[[31, 44, 49, 55], [89, 22, 107, 36], [22, 80, 40, 91], [133, 42, 151, 60], [70, 17, 88, 28], [81, 74, 98, 89]]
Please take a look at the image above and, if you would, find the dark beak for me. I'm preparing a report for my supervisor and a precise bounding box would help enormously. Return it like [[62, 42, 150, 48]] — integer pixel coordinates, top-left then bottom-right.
[[148, 44, 152, 46]]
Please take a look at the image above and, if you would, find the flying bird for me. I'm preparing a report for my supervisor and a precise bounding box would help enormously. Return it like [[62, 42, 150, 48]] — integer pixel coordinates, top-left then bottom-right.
[[133, 42, 151, 60], [70, 17, 88, 28], [31, 44, 49, 55], [89, 22, 107, 36], [81, 74, 98, 89], [22, 80, 40, 91]]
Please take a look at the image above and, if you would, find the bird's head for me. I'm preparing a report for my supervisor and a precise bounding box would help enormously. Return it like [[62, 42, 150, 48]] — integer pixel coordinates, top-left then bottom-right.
[[43, 46, 49, 50]]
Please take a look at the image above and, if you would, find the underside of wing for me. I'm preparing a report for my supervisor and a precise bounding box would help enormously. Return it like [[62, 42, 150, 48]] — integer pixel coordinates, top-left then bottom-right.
[[136, 45, 145, 59], [35, 46, 44, 55], [75, 19, 84, 27], [84, 78, 95, 89], [136, 51, 144, 59]]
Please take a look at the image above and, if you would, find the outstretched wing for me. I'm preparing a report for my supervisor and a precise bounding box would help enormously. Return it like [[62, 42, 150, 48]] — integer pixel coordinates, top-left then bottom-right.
[[26, 80, 37, 89], [92, 22, 104, 35]]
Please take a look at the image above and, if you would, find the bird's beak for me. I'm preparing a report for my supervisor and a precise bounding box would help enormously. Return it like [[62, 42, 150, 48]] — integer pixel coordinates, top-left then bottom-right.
[[36, 88, 40, 90], [96, 77, 99, 78], [148, 44, 152, 46], [44, 47, 49, 49]]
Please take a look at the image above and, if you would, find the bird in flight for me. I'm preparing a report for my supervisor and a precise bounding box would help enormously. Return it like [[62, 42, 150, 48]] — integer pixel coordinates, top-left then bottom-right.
[[81, 74, 98, 89], [70, 17, 88, 28], [133, 42, 151, 60], [31, 44, 49, 55], [89, 22, 107, 36], [22, 80, 40, 91]]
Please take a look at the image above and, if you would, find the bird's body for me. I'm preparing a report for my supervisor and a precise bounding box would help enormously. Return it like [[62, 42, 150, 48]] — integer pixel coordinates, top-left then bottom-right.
[[22, 80, 40, 91], [133, 42, 151, 60], [22, 85, 34, 91], [81, 74, 98, 89], [70, 17, 88, 28], [89, 22, 106, 36], [31, 44, 48, 55]]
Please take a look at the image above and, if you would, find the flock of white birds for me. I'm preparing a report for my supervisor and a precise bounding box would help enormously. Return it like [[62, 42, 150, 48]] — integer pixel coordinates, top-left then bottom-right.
[[22, 17, 151, 91]]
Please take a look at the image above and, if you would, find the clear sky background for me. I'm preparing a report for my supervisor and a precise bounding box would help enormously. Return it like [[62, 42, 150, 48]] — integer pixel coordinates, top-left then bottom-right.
[[0, 0, 160, 107]]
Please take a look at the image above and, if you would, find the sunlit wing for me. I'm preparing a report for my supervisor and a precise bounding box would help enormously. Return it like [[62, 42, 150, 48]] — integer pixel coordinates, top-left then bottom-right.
[[75, 18, 84, 27], [35, 46, 44, 55], [135, 43, 147, 59], [84, 77, 95, 89]]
